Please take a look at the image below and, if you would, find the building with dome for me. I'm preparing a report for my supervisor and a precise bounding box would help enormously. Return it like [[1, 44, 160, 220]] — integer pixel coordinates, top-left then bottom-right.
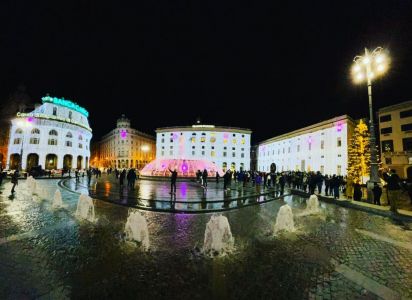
[[6, 95, 92, 171], [94, 115, 156, 169]]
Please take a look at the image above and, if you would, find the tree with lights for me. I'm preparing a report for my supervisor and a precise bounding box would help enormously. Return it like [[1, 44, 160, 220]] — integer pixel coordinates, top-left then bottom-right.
[[347, 119, 371, 184]]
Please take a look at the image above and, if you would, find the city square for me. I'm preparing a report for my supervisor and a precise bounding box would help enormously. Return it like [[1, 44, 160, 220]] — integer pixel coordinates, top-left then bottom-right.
[[1, 1, 412, 299]]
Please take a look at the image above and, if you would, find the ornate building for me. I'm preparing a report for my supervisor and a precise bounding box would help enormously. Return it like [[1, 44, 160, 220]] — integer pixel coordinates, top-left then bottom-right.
[[7, 95, 92, 170], [96, 115, 155, 169]]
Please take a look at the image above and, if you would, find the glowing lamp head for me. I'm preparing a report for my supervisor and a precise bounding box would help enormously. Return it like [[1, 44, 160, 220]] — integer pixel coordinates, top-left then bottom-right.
[[376, 64, 386, 74], [362, 56, 371, 65], [352, 64, 361, 73], [141, 145, 150, 152], [375, 54, 385, 64], [354, 72, 364, 83]]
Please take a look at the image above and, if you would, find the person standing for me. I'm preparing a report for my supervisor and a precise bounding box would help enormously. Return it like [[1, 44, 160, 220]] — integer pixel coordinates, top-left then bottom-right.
[[372, 182, 382, 206], [11, 170, 19, 194], [119, 169, 126, 188], [202, 169, 208, 188], [168, 168, 177, 194], [279, 174, 285, 195], [383, 169, 401, 214], [87, 169, 92, 186], [215, 171, 220, 183], [127, 169, 137, 190]]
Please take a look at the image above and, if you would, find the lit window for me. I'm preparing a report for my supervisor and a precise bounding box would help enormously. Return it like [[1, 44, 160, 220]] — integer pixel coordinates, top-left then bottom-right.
[[200, 137, 206, 142], [211, 151, 215, 157], [232, 139, 237, 144], [29, 138, 39, 144], [48, 139, 58, 145], [210, 137, 216, 143], [223, 139, 228, 144], [241, 139, 245, 144], [337, 137, 342, 147], [191, 137, 196, 143], [13, 138, 21, 144]]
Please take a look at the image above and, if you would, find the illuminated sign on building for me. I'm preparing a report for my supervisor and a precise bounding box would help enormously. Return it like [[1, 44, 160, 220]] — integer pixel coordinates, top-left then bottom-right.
[[192, 125, 215, 128], [16, 112, 92, 132], [41, 95, 89, 117]]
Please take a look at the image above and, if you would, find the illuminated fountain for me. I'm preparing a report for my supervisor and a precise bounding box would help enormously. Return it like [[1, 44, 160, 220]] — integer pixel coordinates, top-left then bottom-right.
[[124, 210, 150, 250], [140, 158, 223, 178], [274, 204, 295, 234], [27, 176, 37, 194], [306, 194, 320, 214], [75, 194, 95, 222], [203, 214, 234, 256]]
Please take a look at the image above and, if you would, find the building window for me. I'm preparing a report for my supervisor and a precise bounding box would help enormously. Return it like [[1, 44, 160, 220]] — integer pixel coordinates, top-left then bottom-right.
[[403, 138, 412, 151], [400, 109, 412, 118], [191, 137, 196, 143], [380, 114, 391, 122], [337, 137, 342, 147], [385, 157, 392, 164], [79, 135, 83, 141], [381, 140, 393, 152], [29, 138, 39, 144], [49, 130, 58, 136], [192, 146, 195, 149], [241, 139, 245, 144], [66, 141, 72, 147], [321, 155, 324, 158], [308, 143, 311, 151], [15, 128, 23, 134], [202, 151, 205, 156], [13, 138, 21, 144], [31, 128, 40, 134], [161, 138, 165, 143], [170, 146, 173, 149], [48, 139, 58, 145], [223, 152, 227, 157], [321, 140, 324, 149], [192, 151, 195, 156], [241, 153, 244, 158], [232, 139, 237, 144], [69, 111, 72, 119], [211, 151, 215, 157], [232, 152, 236, 157], [337, 165, 342, 175], [288, 147, 291, 153], [210, 137, 216, 143], [169, 150, 173, 155], [223, 139, 228, 144], [79, 143, 83, 149], [200, 137, 206, 143], [53, 107, 57, 116], [161, 151, 164, 156], [338, 154, 342, 157], [297, 145, 300, 152], [401, 123, 412, 131], [380, 127, 392, 134]]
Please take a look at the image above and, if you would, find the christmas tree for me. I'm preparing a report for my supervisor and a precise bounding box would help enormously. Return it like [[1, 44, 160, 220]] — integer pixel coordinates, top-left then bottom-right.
[[347, 119, 371, 184]]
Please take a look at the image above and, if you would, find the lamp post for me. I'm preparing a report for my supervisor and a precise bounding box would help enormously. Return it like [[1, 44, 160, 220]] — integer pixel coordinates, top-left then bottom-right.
[[351, 47, 389, 187], [16, 118, 32, 171]]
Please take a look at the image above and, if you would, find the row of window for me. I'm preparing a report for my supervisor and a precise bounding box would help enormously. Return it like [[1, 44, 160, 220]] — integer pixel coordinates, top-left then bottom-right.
[[380, 123, 412, 134], [13, 138, 86, 149], [161, 132, 246, 137], [160, 137, 246, 144], [160, 150, 246, 158], [15, 128, 85, 140], [381, 138, 412, 152], [261, 138, 342, 156], [380, 109, 412, 123]]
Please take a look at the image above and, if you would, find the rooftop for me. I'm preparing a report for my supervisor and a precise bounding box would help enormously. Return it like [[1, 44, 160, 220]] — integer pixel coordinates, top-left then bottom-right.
[[378, 100, 412, 113]]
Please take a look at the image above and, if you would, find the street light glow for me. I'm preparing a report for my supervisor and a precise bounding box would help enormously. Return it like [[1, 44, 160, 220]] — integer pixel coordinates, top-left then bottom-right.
[[351, 47, 389, 83], [375, 54, 385, 64], [141, 145, 150, 152], [363, 56, 371, 65], [352, 64, 361, 73]]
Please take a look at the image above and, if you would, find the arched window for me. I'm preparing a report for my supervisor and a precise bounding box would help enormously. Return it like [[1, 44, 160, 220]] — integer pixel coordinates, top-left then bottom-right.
[[15, 128, 23, 134], [49, 130, 58, 136], [68, 111, 72, 119], [79, 143, 83, 149], [66, 132, 73, 138], [31, 128, 40, 134], [65, 141, 72, 147], [78, 135, 83, 141]]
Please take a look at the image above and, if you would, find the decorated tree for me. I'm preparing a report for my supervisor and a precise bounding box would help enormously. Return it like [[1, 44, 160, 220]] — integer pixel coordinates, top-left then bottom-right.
[[347, 119, 371, 184]]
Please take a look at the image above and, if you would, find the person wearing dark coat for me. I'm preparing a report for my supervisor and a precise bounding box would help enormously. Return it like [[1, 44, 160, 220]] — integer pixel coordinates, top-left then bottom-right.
[[127, 169, 137, 189], [87, 169, 92, 186], [119, 169, 126, 187], [383, 169, 401, 213], [11, 170, 19, 194], [202, 169, 208, 188], [353, 182, 362, 201], [372, 183, 382, 206], [168, 168, 177, 194], [215, 172, 220, 183]]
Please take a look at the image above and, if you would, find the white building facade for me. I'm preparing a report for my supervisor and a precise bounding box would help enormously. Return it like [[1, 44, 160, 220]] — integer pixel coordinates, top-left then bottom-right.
[[257, 115, 355, 175], [7, 95, 92, 171], [156, 125, 252, 172]]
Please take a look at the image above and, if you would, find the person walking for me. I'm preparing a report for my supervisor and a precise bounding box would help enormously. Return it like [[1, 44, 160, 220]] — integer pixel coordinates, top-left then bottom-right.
[[168, 168, 177, 194], [127, 169, 137, 190], [383, 169, 401, 214], [119, 169, 126, 188], [11, 170, 19, 194], [87, 169, 92, 186]]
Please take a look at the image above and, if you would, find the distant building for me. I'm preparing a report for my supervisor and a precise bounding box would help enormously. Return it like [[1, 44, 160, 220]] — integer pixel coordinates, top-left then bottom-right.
[[257, 115, 355, 175], [378, 100, 412, 178], [7, 95, 92, 170], [96, 115, 156, 169], [155, 124, 252, 172], [0, 129, 9, 169]]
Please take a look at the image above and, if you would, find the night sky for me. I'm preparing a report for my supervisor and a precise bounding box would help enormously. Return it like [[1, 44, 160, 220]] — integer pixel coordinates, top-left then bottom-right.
[[1, 1, 412, 143]]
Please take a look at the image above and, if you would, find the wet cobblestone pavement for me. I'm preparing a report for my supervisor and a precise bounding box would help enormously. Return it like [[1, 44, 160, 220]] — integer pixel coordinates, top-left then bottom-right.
[[0, 177, 411, 299]]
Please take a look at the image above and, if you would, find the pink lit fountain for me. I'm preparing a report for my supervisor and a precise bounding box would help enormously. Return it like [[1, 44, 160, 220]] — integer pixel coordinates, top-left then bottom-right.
[[140, 159, 224, 179]]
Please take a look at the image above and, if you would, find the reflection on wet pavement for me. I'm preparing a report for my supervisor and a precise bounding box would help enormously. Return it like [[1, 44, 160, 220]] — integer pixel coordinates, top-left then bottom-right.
[[0, 178, 411, 299]]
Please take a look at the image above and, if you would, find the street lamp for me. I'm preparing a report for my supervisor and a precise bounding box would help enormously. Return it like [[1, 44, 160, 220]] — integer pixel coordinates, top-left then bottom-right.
[[16, 118, 32, 171], [351, 47, 389, 187]]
